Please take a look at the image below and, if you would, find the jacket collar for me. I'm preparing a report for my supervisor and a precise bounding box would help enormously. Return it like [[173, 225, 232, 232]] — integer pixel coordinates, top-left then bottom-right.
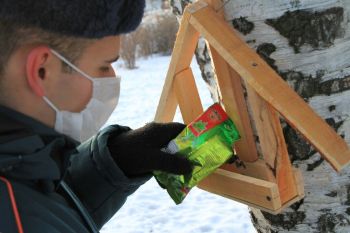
[[0, 105, 77, 183], [0, 105, 60, 138]]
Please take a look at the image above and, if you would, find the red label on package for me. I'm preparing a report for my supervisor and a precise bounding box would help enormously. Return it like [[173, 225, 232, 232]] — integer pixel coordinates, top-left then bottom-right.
[[188, 103, 229, 137]]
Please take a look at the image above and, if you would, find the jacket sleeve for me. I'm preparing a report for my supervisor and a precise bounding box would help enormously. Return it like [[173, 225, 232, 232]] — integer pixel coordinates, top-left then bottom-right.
[[64, 125, 152, 229]]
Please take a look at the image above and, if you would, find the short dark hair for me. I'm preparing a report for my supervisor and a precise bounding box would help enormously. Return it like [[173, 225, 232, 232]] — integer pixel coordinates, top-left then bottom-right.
[[0, 20, 95, 78]]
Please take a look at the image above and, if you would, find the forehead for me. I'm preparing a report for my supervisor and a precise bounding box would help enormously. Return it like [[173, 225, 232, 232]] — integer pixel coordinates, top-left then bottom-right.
[[80, 36, 121, 60]]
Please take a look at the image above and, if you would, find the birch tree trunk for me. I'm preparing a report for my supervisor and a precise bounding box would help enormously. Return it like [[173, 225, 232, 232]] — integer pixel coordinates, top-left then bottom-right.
[[170, 0, 350, 232]]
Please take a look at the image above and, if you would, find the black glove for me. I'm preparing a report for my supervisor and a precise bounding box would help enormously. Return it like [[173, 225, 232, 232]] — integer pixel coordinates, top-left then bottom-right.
[[108, 122, 193, 177]]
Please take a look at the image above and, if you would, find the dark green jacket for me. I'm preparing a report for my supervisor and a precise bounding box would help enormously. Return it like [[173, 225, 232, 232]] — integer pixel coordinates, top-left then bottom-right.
[[0, 106, 151, 233]]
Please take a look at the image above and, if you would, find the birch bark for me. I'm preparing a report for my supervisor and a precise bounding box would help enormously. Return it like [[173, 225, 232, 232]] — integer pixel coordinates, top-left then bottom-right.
[[170, 0, 350, 232]]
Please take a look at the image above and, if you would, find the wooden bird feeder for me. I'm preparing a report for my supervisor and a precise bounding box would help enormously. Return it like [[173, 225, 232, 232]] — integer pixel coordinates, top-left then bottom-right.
[[154, 0, 350, 214]]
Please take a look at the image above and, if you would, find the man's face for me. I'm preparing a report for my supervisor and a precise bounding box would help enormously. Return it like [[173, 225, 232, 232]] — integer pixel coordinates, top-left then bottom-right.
[[1, 35, 121, 127], [48, 36, 121, 113]]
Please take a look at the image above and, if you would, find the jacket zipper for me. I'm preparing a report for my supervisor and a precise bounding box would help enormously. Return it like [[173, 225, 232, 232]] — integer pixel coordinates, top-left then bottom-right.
[[60, 181, 100, 233]]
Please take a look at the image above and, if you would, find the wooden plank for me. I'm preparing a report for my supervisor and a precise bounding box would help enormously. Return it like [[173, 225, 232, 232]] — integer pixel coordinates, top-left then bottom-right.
[[293, 168, 305, 198], [189, 5, 350, 172], [273, 169, 305, 213], [204, 0, 258, 163], [246, 86, 280, 169], [174, 68, 204, 124], [272, 195, 304, 215], [209, 47, 258, 163], [198, 169, 282, 210], [246, 86, 298, 204], [221, 159, 276, 182], [154, 8, 200, 123], [232, 169, 304, 214]]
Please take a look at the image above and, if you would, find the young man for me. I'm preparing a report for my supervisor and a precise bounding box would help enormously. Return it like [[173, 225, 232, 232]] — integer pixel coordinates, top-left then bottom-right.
[[0, 1, 192, 232]]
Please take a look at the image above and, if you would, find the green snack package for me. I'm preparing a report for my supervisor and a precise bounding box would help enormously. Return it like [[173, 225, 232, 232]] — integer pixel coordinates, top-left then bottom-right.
[[154, 103, 241, 204]]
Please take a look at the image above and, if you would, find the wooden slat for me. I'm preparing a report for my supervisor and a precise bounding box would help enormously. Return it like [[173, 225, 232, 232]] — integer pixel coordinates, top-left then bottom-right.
[[272, 169, 305, 214], [246, 86, 297, 204], [204, 0, 258, 163], [222, 169, 305, 215], [198, 169, 281, 210], [246, 86, 280, 169], [154, 9, 200, 123], [221, 159, 276, 182], [293, 168, 305, 198], [209, 46, 258, 163], [242, 169, 304, 215], [174, 68, 204, 124], [189, 5, 350, 172]]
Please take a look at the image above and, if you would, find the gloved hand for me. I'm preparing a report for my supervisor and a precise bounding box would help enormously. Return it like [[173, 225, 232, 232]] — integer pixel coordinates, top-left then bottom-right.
[[108, 122, 193, 177]]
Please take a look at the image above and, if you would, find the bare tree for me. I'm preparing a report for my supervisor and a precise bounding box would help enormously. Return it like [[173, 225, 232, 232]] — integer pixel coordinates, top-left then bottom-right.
[[170, 0, 350, 232], [121, 32, 139, 69], [153, 14, 179, 55], [121, 10, 178, 68]]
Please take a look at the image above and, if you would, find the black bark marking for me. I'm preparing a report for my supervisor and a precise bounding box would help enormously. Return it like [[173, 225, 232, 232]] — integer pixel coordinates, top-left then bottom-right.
[[318, 213, 334, 232], [281, 71, 350, 99], [325, 118, 344, 131], [320, 208, 332, 213], [325, 191, 338, 197], [320, 76, 350, 96], [266, 7, 344, 53], [344, 185, 350, 205], [257, 43, 278, 70], [255, 135, 260, 144], [316, 70, 326, 79], [246, 39, 256, 44], [262, 211, 306, 230], [256, 45, 350, 99], [317, 213, 350, 233], [329, 105, 336, 112], [170, 0, 191, 16], [307, 157, 324, 171], [171, 5, 182, 16], [195, 44, 214, 84], [283, 126, 315, 162], [290, 0, 302, 8], [232, 17, 255, 35], [346, 207, 350, 215], [290, 199, 304, 211], [280, 71, 321, 100], [253, 39, 350, 100], [180, 0, 191, 11], [250, 211, 259, 224]]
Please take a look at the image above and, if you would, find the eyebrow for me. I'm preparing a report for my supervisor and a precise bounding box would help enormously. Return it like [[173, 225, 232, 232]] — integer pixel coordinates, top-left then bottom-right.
[[105, 55, 120, 63]]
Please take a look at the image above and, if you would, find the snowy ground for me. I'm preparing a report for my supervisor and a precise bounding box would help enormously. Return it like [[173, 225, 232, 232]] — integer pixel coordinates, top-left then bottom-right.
[[101, 55, 257, 233]]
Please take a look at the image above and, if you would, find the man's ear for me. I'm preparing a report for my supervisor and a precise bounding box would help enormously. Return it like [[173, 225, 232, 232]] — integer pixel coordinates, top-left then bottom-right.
[[25, 46, 52, 97]]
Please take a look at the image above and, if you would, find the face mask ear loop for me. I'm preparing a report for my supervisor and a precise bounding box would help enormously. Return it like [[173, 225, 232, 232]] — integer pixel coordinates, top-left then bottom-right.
[[50, 49, 93, 82], [43, 96, 60, 113]]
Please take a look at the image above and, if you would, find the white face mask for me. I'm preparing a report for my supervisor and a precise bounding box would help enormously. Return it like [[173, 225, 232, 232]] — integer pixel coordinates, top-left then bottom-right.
[[43, 49, 120, 142]]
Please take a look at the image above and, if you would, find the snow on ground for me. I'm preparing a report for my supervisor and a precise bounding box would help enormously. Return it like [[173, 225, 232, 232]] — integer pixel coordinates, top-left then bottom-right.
[[101, 55, 257, 233]]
